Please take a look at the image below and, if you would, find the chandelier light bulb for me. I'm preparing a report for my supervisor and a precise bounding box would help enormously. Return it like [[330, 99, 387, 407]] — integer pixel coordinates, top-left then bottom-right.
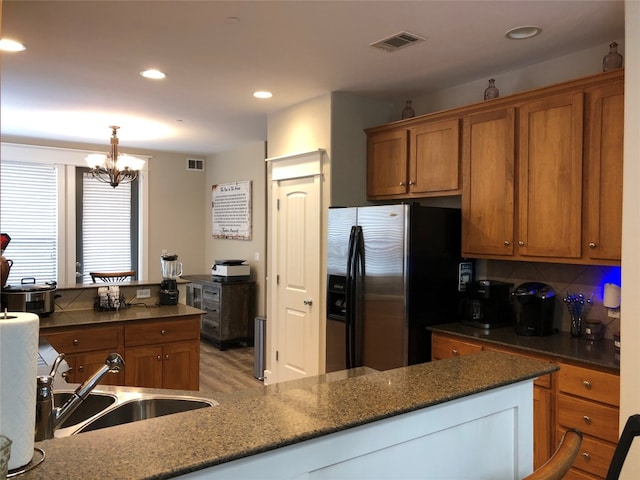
[[85, 126, 145, 188]]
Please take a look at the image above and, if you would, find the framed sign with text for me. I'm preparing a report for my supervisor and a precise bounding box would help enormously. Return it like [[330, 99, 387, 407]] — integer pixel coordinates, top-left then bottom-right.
[[212, 181, 252, 240]]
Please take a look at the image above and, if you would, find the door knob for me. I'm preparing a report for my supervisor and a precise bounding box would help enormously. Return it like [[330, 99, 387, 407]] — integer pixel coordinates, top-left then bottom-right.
[[303, 299, 313, 306]]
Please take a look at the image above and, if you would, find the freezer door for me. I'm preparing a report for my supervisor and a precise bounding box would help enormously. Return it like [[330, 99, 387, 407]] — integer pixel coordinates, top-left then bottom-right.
[[357, 204, 409, 370], [327, 207, 357, 276]]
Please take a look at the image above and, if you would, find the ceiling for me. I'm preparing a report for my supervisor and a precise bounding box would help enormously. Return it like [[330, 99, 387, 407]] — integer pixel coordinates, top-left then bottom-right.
[[0, 1, 625, 156]]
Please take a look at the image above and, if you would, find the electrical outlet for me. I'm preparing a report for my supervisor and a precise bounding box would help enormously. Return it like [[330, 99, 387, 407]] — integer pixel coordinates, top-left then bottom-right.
[[254, 251, 260, 261], [136, 288, 151, 299]]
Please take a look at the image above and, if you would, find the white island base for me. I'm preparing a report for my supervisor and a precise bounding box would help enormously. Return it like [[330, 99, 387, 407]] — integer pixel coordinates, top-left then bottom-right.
[[181, 380, 534, 480]]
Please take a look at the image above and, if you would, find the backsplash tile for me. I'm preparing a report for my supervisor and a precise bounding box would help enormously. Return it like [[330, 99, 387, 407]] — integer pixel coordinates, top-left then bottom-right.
[[484, 260, 621, 339]]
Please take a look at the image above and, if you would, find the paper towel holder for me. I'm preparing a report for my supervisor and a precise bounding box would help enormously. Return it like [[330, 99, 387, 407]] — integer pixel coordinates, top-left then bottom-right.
[[603, 282, 621, 318]]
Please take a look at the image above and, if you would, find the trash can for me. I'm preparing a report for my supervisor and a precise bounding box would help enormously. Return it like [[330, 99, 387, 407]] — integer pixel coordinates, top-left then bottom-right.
[[253, 316, 266, 380]]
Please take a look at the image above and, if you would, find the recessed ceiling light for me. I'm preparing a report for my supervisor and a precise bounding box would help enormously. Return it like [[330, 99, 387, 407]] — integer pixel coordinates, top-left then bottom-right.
[[225, 17, 240, 24], [0, 38, 26, 52], [505, 26, 542, 40], [253, 91, 273, 99], [140, 69, 166, 79]]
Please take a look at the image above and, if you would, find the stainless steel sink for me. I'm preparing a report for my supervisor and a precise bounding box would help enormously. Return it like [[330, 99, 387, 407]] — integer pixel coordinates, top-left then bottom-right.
[[53, 392, 117, 428], [52, 389, 217, 437], [77, 397, 214, 433]]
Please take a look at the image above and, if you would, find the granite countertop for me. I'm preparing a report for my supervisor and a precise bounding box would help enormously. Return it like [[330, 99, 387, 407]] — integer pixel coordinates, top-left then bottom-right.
[[21, 350, 556, 479], [39, 304, 205, 329], [429, 322, 619, 371]]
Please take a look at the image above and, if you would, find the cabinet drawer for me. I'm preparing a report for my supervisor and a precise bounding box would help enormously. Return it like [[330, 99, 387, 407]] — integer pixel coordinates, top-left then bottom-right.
[[43, 326, 121, 353], [558, 363, 620, 406], [564, 468, 599, 480], [202, 283, 221, 304], [202, 303, 220, 320], [432, 335, 482, 360], [558, 428, 616, 478], [558, 394, 619, 443], [125, 317, 200, 347]]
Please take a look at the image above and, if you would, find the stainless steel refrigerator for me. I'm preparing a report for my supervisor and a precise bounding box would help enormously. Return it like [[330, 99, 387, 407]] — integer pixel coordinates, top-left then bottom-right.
[[326, 204, 462, 372]]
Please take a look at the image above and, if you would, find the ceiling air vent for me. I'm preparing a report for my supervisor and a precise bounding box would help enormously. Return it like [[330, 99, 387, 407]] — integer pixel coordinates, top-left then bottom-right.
[[186, 158, 205, 172], [370, 31, 425, 52]]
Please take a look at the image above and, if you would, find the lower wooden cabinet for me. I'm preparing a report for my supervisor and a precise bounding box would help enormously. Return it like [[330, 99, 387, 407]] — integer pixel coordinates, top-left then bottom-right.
[[42, 313, 201, 391], [431, 332, 620, 478]]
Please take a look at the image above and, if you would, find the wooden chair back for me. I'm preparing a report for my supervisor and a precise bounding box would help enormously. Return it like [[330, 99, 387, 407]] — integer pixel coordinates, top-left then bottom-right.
[[90, 271, 136, 283], [523, 429, 582, 480]]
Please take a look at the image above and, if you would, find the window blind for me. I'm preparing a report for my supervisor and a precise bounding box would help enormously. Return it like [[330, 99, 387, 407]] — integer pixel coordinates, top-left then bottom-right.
[[80, 172, 133, 284], [0, 162, 58, 284]]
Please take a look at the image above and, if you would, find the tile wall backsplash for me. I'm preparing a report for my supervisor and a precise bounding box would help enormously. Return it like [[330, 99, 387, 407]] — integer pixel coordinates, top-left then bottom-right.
[[483, 260, 621, 339]]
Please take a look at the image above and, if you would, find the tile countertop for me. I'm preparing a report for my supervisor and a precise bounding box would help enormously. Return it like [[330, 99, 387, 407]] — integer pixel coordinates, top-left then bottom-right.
[[38, 303, 206, 329], [429, 322, 619, 371], [21, 351, 557, 480]]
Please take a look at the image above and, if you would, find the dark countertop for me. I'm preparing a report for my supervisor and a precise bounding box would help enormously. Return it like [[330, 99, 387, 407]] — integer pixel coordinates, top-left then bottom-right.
[[22, 351, 556, 479], [39, 304, 205, 329], [429, 322, 620, 371]]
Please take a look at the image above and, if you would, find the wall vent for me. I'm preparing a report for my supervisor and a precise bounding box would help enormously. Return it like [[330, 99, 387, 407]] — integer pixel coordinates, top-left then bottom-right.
[[369, 31, 425, 52], [186, 158, 205, 172]]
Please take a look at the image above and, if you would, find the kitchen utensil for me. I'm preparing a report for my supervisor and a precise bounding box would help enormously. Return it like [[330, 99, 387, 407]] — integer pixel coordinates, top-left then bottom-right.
[[0, 257, 13, 288], [0, 233, 11, 253], [0, 278, 58, 316]]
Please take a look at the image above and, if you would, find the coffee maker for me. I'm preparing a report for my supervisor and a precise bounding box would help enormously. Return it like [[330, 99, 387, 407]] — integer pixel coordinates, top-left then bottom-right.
[[160, 253, 183, 305]]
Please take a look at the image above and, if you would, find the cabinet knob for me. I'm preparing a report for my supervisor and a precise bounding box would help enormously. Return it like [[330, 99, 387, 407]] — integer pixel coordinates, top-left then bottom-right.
[[451, 349, 459, 356], [303, 299, 313, 306], [582, 452, 591, 461], [504, 241, 510, 246], [582, 415, 592, 425], [165, 354, 170, 360], [589, 242, 597, 248], [73, 339, 79, 345], [157, 355, 162, 361], [583, 379, 592, 390], [161, 329, 167, 335], [408, 181, 415, 185], [78, 365, 84, 372], [399, 182, 405, 186], [518, 241, 525, 246]]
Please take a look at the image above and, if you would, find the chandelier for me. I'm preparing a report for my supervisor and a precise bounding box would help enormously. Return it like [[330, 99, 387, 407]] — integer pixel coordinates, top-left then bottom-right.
[[85, 126, 145, 188]]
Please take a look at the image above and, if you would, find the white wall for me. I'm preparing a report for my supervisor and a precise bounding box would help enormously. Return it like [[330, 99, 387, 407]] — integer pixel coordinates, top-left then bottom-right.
[[206, 141, 267, 316], [620, 2, 640, 477]]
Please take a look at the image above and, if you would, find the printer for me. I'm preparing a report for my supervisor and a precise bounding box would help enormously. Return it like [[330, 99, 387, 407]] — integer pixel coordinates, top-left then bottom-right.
[[212, 259, 250, 282]]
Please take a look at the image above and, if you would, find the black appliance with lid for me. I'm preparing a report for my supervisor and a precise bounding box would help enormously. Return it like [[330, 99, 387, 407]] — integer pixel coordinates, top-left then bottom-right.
[[513, 282, 556, 336], [460, 280, 514, 329]]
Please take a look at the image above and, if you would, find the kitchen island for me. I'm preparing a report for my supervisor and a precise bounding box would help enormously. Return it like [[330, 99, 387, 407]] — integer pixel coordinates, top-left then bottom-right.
[[21, 350, 557, 479]]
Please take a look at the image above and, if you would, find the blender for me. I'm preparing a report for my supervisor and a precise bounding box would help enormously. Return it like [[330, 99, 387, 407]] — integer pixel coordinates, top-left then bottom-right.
[[160, 253, 183, 305]]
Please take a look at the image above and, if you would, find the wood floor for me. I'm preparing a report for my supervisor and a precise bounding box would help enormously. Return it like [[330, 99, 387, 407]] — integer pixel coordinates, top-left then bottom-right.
[[198, 339, 263, 394]]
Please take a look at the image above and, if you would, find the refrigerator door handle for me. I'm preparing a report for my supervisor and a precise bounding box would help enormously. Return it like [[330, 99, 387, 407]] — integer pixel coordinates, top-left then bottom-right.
[[345, 225, 357, 368], [351, 226, 365, 368]]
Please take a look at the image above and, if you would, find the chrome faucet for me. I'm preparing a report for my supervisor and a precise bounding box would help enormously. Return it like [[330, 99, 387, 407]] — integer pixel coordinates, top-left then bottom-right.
[[35, 352, 125, 441]]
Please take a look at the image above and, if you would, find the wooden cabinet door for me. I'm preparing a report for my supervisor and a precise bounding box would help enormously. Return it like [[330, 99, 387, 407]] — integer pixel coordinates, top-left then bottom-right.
[[584, 80, 624, 262], [462, 108, 516, 256], [533, 385, 553, 469], [431, 334, 482, 360], [161, 341, 200, 390], [518, 92, 584, 259], [73, 350, 125, 386], [367, 129, 408, 197], [409, 118, 461, 195], [125, 346, 163, 388]]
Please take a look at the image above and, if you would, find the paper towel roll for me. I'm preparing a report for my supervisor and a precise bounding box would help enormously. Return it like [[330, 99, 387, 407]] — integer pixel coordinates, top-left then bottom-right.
[[0, 312, 39, 470], [603, 283, 621, 308]]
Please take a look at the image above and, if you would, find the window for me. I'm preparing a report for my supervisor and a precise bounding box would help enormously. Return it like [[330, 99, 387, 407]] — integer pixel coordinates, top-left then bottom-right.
[[0, 143, 148, 285], [0, 162, 58, 284], [76, 169, 139, 284]]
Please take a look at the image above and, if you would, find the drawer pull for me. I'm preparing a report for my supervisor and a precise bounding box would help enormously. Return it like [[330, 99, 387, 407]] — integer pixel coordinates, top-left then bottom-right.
[[161, 329, 167, 335], [73, 339, 79, 345], [583, 415, 592, 425], [588, 242, 597, 248], [583, 379, 592, 390], [451, 349, 459, 356], [582, 452, 591, 461]]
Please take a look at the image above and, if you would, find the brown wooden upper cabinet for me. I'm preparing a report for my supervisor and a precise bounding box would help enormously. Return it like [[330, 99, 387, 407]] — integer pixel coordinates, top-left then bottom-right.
[[461, 71, 623, 265], [366, 117, 461, 199]]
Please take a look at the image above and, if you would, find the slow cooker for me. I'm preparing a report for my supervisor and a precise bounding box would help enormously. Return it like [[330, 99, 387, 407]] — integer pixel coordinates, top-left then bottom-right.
[[1, 278, 58, 316]]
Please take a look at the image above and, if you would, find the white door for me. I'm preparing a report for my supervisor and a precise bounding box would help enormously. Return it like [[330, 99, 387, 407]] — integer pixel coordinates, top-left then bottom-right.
[[271, 174, 321, 383]]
